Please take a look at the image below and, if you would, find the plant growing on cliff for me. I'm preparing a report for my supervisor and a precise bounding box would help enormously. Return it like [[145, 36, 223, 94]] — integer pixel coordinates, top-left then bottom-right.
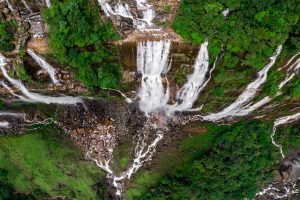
[[0, 20, 16, 52], [134, 121, 281, 200], [43, 0, 121, 89]]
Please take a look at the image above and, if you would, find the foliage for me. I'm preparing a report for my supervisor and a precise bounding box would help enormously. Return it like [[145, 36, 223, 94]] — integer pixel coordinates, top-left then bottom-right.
[[174, 0, 300, 112], [134, 121, 280, 200], [0, 20, 16, 52], [283, 76, 300, 99], [174, 0, 300, 68], [43, 0, 121, 89], [0, 100, 4, 109], [275, 124, 300, 155], [0, 124, 104, 199], [10, 61, 32, 82]]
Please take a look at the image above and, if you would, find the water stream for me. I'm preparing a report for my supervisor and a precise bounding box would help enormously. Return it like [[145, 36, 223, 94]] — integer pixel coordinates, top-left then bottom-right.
[[97, 0, 156, 30], [1, 1, 300, 198], [27, 49, 59, 84], [0, 54, 82, 105], [137, 40, 171, 115], [256, 111, 300, 199], [167, 41, 210, 113], [0, 121, 9, 127], [196, 45, 283, 122], [45, 0, 51, 7]]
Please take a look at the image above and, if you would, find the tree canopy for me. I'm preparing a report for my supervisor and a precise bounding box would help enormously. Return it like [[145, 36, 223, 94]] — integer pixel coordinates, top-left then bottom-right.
[[174, 0, 300, 70], [43, 0, 121, 89], [134, 121, 280, 200]]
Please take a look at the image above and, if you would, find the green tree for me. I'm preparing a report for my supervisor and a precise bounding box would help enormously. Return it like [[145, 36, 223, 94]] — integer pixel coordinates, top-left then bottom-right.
[[43, 0, 121, 89]]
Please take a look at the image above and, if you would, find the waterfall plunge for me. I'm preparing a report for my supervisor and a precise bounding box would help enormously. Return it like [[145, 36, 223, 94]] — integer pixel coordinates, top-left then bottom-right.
[[272, 112, 300, 158], [97, 0, 155, 30], [0, 121, 9, 128], [200, 45, 283, 122], [136, 0, 155, 29], [45, 0, 51, 7], [167, 41, 211, 113], [0, 54, 82, 105], [137, 40, 171, 116], [27, 49, 59, 84]]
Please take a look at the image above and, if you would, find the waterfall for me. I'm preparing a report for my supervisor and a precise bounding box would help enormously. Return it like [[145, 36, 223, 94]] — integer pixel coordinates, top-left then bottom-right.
[[5, 0, 14, 12], [222, 9, 230, 17], [256, 182, 299, 199], [137, 40, 171, 115], [0, 54, 81, 105], [97, 0, 156, 30], [272, 112, 300, 158], [136, 0, 155, 29], [279, 56, 300, 90], [105, 116, 167, 197], [97, 0, 134, 21], [199, 45, 282, 122], [0, 112, 25, 117], [234, 52, 300, 116], [21, 0, 32, 12], [1, 66, 82, 104], [167, 41, 211, 113], [27, 49, 59, 84], [0, 112, 25, 128], [0, 121, 9, 128], [0, 80, 30, 101], [256, 112, 300, 199], [45, 0, 51, 7]]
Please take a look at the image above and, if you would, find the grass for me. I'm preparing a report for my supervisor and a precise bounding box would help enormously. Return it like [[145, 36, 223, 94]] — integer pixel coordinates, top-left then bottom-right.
[[0, 124, 105, 199], [113, 140, 133, 172], [126, 172, 161, 200]]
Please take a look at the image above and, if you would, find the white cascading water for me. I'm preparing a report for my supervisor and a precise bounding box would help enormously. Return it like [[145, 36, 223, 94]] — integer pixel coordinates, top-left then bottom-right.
[[5, 0, 14, 12], [279, 55, 300, 90], [97, 0, 135, 22], [1, 66, 82, 104], [97, 0, 155, 30], [0, 80, 30, 101], [0, 112, 25, 117], [256, 112, 300, 199], [21, 0, 32, 12], [235, 52, 300, 116], [272, 112, 300, 158], [198, 45, 282, 122], [256, 182, 299, 199], [27, 49, 59, 84], [45, 0, 51, 7], [136, 0, 155, 29], [137, 40, 171, 115], [109, 116, 166, 196], [167, 41, 210, 113], [0, 121, 9, 127], [222, 9, 230, 17], [0, 112, 25, 128], [0, 54, 82, 105]]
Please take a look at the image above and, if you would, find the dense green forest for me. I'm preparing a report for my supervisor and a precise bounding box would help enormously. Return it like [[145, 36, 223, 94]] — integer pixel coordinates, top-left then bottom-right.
[[173, 0, 300, 112], [174, 0, 300, 66], [43, 0, 121, 89], [0, 20, 16, 52], [132, 121, 300, 200]]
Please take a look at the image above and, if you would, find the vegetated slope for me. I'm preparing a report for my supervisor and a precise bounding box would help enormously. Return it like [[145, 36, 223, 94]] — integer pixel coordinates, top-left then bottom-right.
[[173, 0, 300, 112], [0, 124, 105, 199], [132, 121, 300, 200], [43, 0, 122, 90]]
